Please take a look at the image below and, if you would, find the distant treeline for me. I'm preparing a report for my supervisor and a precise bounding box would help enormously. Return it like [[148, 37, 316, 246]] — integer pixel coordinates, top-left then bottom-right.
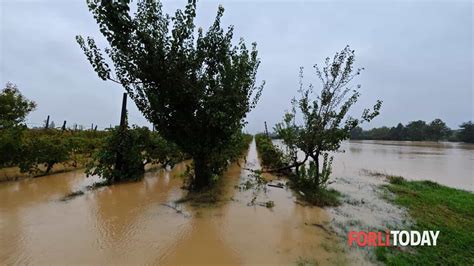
[[350, 119, 473, 143]]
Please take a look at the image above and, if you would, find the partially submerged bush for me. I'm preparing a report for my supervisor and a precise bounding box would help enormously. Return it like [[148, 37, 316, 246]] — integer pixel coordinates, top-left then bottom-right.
[[255, 133, 286, 170], [386, 175, 404, 185], [86, 126, 184, 183], [293, 183, 341, 207], [0, 125, 25, 168], [18, 132, 70, 175]]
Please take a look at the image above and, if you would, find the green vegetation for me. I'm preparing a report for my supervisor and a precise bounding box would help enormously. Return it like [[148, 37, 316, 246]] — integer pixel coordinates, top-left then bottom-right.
[[77, 0, 263, 190], [0, 82, 37, 168], [85, 125, 184, 183], [350, 119, 474, 143], [271, 46, 381, 206], [0, 82, 111, 177], [458, 121, 474, 143], [377, 177, 474, 265], [255, 133, 341, 206], [293, 163, 341, 206], [5, 128, 107, 176], [0, 82, 37, 128], [255, 133, 286, 170], [177, 133, 252, 204]]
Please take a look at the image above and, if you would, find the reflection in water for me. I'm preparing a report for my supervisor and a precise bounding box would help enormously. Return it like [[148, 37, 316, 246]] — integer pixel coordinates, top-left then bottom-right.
[[0, 139, 344, 265]]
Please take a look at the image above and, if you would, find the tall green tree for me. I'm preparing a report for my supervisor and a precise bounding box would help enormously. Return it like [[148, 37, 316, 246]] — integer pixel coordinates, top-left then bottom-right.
[[275, 46, 382, 190], [349, 126, 364, 140], [0, 82, 36, 128], [459, 121, 474, 143], [77, 0, 263, 189], [427, 118, 450, 141], [405, 120, 427, 141], [389, 123, 405, 140], [0, 82, 37, 167]]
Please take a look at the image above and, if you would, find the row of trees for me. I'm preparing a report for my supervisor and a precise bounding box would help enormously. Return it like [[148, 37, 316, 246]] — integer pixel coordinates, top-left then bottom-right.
[[77, 1, 385, 197], [0, 82, 185, 178], [0, 83, 108, 175], [350, 119, 473, 143]]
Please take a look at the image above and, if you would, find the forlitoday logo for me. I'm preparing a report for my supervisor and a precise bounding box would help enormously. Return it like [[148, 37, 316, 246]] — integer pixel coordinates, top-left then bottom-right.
[[348, 231, 440, 247]]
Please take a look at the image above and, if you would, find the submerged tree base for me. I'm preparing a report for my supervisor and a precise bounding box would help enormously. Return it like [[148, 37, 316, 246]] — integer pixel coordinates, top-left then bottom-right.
[[176, 173, 230, 208], [255, 133, 342, 207], [291, 181, 341, 207]]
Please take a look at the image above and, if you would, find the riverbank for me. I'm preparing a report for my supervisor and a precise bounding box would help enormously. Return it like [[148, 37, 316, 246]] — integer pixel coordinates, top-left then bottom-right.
[[376, 177, 474, 265]]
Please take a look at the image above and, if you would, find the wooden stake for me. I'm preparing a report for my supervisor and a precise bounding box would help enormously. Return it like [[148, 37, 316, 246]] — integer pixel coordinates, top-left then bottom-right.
[[45, 115, 50, 129]]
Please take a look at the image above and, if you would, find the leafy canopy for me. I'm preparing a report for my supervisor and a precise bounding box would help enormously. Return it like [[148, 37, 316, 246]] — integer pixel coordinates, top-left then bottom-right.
[[0, 82, 37, 128], [77, 0, 263, 188], [276, 46, 382, 189]]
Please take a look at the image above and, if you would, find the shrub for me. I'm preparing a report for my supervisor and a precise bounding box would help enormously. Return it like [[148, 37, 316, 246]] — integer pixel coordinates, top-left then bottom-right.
[[255, 133, 286, 170], [18, 132, 70, 175], [86, 126, 184, 183]]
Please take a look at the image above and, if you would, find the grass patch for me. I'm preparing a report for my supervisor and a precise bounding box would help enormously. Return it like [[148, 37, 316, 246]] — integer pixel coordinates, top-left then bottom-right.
[[386, 175, 404, 185], [377, 177, 474, 265], [294, 185, 341, 207]]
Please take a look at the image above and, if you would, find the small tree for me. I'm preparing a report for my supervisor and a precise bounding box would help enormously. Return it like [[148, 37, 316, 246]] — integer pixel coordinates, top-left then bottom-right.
[[275, 46, 382, 191], [77, 0, 263, 190]]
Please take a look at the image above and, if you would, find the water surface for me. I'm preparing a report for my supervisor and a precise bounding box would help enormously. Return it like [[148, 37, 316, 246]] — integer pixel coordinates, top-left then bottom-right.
[[0, 139, 344, 265], [275, 140, 473, 191]]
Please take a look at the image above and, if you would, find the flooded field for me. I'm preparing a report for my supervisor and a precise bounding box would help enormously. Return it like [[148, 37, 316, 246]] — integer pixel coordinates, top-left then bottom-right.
[[1, 139, 472, 265], [335, 140, 474, 191], [0, 140, 346, 265], [275, 140, 474, 191]]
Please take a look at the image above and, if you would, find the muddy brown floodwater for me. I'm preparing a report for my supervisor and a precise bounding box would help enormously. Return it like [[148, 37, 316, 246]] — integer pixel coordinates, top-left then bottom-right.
[[275, 139, 474, 191], [335, 140, 474, 191], [0, 139, 347, 265]]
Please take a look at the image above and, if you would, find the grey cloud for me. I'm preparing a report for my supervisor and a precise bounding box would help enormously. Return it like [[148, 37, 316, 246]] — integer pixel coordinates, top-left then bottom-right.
[[1, 0, 472, 132]]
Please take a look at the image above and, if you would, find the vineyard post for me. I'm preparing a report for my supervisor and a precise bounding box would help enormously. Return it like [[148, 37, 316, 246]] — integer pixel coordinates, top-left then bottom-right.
[[120, 92, 127, 128], [45, 115, 50, 129], [114, 92, 128, 183]]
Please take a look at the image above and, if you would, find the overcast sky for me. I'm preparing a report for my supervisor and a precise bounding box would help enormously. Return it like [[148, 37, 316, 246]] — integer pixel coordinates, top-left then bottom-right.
[[1, 0, 472, 132]]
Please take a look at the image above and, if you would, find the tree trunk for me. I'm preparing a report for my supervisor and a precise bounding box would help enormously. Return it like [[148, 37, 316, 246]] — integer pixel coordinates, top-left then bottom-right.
[[193, 157, 212, 190], [313, 150, 320, 188], [45, 163, 54, 174]]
